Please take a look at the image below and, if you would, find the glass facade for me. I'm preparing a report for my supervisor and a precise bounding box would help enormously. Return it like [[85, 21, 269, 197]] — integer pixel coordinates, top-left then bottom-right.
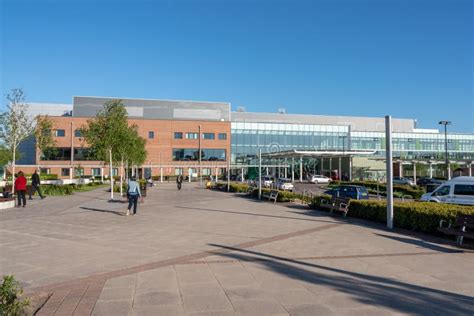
[[231, 122, 474, 163]]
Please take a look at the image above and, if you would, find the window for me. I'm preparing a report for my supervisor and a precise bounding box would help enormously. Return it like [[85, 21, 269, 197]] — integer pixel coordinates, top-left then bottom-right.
[[218, 133, 227, 140], [174, 132, 183, 139], [202, 133, 215, 140], [61, 168, 70, 177], [434, 186, 450, 196], [74, 148, 96, 161], [39, 168, 50, 175], [74, 129, 83, 137], [112, 168, 118, 176], [172, 148, 226, 161], [454, 185, 474, 195], [42, 148, 71, 161], [55, 129, 65, 137], [175, 168, 183, 175], [148, 131, 155, 139], [185, 132, 198, 139], [91, 168, 101, 176], [74, 168, 84, 177], [203, 168, 211, 176]]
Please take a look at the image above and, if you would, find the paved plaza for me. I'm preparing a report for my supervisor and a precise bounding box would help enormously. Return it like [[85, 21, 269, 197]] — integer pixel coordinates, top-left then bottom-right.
[[1, 183, 473, 315]]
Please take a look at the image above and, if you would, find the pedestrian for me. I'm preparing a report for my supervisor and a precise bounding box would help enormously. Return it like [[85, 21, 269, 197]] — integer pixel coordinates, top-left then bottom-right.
[[126, 176, 141, 216], [176, 174, 183, 190], [29, 170, 45, 200], [14, 171, 27, 208]]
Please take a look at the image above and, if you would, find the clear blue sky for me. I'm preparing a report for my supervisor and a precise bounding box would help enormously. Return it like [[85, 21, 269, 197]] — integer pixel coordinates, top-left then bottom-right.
[[1, 0, 472, 132]]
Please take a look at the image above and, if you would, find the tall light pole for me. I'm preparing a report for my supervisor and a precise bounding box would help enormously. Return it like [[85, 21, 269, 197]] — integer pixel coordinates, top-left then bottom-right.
[[438, 121, 451, 180], [198, 125, 202, 185]]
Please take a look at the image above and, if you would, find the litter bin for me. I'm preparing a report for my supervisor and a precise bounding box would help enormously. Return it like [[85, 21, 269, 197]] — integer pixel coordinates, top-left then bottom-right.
[[140, 182, 147, 197]]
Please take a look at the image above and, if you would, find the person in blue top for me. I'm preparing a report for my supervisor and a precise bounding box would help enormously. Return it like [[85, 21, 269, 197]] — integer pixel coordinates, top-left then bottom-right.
[[126, 176, 141, 216]]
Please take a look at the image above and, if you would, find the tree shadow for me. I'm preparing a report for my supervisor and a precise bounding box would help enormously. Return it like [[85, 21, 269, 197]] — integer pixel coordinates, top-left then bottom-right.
[[208, 243, 474, 315], [176, 205, 340, 224], [374, 233, 465, 253], [79, 207, 126, 216]]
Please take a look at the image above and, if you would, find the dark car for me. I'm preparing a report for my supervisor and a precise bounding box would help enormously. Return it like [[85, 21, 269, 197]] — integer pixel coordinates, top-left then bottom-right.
[[417, 177, 444, 186], [325, 185, 369, 200]]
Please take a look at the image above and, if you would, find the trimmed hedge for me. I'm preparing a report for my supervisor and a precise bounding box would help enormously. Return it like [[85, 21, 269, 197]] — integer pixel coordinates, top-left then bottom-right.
[[310, 197, 474, 235], [41, 182, 106, 195], [330, 181, 425, 199]]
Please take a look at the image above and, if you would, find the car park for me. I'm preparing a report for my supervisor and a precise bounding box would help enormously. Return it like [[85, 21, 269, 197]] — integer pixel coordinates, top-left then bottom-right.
[[325, 185, 369, 200], [420, 176, 474, 205], [309, 175, 331, 184], [393, 177, 415, 186], [276, 178, 294, 191]]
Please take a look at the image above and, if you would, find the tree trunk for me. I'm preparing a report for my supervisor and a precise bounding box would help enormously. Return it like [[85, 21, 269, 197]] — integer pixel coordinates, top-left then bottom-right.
[[120, 157, 124, 197], [109, 149, 114, 200], [11, 146, 16, 194]]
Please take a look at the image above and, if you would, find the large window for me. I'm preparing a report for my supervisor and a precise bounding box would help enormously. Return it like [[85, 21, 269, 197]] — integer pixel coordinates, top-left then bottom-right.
[[92, 168, 101, 177], [174, 132, 183, 139], [55, 129, 65, 137], [454, 185, 474, 195], [74, 148, 96, 161], [203, 133, 215, 140], [61, 168, 70, 177], [74, 129, 83, 137], [148, 131, 155, 139], [42, 148, 71, 161], [218, 133, 227, 140], [185, 132, 198, 139], [172, 148, 226, 161]]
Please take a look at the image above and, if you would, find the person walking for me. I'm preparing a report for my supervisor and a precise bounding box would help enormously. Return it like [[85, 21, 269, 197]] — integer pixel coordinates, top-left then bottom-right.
[[126, 176, 141, 216], [29, 170, 45, 200], [15, 171, 27, 208], [176, 175, 183, 190]]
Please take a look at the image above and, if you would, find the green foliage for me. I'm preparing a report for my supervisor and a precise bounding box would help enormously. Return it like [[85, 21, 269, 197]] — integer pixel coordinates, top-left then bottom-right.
[[41, 182, 105, 195], [310, 197, 474, 235], [330, 180, 425, 199], [35, 115, 56, 158], [0, 275, 30, 316]]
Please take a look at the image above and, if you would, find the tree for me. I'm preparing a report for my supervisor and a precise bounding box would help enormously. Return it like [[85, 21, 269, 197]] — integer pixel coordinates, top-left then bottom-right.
[[35, 115, 56, 167], [0, 89, 35, 192], [81, 100, 129, 199]]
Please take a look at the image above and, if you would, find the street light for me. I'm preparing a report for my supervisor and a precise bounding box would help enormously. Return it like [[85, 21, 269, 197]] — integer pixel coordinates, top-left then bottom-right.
[[438, 120, 451, 180]]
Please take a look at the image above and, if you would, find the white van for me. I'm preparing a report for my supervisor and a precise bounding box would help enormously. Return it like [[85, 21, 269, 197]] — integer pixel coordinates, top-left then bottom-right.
[[420, 176, 474, 205]]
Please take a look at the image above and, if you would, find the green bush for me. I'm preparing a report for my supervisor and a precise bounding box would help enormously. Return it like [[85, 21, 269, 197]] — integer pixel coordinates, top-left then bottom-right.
[[310, 197, 474, 235], [42, 184, 75, 195], [0, 275, 30, 315], [330, 181, 425, 199]]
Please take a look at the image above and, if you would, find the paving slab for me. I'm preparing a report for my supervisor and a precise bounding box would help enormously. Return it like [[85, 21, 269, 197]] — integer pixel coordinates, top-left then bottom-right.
[[1, 183, 473, 315]]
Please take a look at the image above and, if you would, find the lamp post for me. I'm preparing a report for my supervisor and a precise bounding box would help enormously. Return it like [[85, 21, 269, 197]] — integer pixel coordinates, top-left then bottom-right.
[[438, 121, 451, 180]]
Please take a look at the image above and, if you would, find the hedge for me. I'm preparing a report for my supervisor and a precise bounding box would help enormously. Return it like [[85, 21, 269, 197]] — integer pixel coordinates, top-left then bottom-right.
[[310, 197, 474, 235], [41, 182, 106, 196], [330, 181, 425, 199]]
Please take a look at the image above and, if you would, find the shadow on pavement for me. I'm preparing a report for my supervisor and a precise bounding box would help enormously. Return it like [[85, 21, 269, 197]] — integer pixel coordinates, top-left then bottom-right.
[[79, 207, 126, 216], [374, 233, 464, 253], [208, 243, 474, 315], [176, 205, 341, 224]]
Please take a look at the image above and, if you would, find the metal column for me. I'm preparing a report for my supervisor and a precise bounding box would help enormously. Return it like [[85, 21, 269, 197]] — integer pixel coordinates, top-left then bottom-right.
[[338, 157, 342, 181], [299, 157, 303, 182], [429, 162, 433, 178], [413, 162, 417, 185], [291, 157, 295, 183], [385, 116, 394, 230]]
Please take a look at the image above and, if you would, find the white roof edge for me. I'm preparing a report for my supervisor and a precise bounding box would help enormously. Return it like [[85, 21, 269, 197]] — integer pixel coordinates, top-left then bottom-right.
[[73, 95, 231, 106]]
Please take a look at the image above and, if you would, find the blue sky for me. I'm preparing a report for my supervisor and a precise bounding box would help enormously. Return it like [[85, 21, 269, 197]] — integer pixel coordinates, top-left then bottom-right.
[[1, 0, 472, 132]]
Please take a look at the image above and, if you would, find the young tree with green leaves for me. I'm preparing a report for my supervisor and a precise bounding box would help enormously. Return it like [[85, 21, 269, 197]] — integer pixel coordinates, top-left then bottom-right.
[[81, 99, 129, 199], [0, 89, 35, 193], [35, 115, 57, 169]]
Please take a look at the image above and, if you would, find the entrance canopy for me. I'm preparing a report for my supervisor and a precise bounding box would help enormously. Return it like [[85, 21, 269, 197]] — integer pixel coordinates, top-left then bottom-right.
[[261, 149, 376, 159]]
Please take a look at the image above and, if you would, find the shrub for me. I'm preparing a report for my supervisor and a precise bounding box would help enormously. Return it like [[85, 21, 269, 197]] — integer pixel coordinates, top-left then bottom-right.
[[310, 197, 474, 235], [42, 184, 75, 195], [0, 275, 30, 315], [330, 181, 425, 199]]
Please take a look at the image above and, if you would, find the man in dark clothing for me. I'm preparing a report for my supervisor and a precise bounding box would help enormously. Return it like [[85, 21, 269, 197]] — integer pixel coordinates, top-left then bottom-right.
[[29, 170, 45, 200], [176, 175, 183, 190]]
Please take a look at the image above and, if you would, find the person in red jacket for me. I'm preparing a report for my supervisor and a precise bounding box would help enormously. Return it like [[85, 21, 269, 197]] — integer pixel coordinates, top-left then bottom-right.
[[14, 171, 27, 207]]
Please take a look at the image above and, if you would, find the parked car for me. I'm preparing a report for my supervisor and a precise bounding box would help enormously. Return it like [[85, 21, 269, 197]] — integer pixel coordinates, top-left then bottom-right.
[[325, 185, 369, 200], [416, 177, 444, 186], [309, 175, 331, 184], [255, 176, 273, 188], [420, 176, 474, 205], [392, 177, 415, 186], [276, 178, 294, 191]]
